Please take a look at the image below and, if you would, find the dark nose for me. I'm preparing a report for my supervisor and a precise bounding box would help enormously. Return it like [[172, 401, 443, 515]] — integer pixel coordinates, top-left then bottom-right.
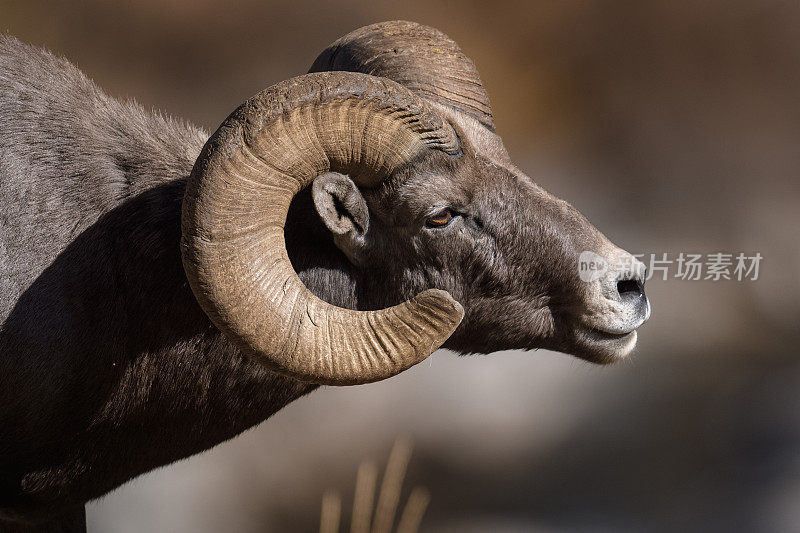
[[587, 252, 651, 334], [616, 277, 645, 301], [616, 270, 649, 321]]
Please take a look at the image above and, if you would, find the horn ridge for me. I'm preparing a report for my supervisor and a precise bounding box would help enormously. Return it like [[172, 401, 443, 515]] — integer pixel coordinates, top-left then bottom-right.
[[182, 71, 464, 385], [309, 20, 494, 129]]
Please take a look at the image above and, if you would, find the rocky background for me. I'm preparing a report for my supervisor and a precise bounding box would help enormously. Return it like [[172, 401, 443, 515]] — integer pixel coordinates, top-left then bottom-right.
[[3, 1, 799, 531]]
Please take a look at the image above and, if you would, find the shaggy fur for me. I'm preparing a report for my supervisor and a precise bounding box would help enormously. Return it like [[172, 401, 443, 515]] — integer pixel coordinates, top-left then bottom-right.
[[0, 35, 619, 530]]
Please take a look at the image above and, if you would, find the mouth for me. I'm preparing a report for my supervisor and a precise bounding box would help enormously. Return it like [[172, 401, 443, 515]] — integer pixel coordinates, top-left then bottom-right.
[[572, 292, 650, 363], [572, 322, 640, 364], [588, 325, 637, 340]]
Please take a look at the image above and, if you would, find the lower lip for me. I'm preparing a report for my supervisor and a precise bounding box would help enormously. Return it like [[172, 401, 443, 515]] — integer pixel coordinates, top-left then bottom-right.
[[582, 326, 638, 350], [587, 326, 635, 340], [572, 324, 639, 362]]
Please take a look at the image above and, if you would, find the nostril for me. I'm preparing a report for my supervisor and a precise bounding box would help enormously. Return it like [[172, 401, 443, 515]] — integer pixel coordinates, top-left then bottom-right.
[[617, 278, 643, 299]]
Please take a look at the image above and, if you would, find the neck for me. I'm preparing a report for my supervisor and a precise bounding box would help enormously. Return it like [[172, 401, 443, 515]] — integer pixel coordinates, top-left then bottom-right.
[[8, 175, 370, 515]]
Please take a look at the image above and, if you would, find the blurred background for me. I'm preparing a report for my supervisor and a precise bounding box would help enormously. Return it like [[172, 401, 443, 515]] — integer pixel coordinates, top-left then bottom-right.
[[3, 0, 799, 531]]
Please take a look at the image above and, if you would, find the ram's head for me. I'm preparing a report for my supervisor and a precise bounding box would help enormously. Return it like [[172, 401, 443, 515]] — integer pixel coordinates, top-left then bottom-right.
[[181, 21, 650, 385]]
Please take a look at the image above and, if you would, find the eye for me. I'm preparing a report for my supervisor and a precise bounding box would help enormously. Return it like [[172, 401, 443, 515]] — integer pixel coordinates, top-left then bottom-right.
[[425, 208, 454, 228]]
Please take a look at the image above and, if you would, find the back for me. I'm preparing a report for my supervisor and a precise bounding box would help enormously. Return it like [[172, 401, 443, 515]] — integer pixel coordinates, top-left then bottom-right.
[[0, 35, 206, 466], [0, 34, 206, 321]]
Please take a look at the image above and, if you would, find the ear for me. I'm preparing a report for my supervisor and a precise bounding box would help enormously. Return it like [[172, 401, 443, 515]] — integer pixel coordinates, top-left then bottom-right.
[[312, 172, 369, 262]]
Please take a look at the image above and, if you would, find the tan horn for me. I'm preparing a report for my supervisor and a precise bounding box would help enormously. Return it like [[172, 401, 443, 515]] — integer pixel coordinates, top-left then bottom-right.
[[309, 20, 494, 130], [181, 71, 464, 385]]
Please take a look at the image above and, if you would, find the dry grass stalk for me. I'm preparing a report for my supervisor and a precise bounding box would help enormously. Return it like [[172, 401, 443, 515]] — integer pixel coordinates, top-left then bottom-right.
[[396, 487, 430, 533], [372, 437, 413, 533], [351, 462, 378, 533], [320, 437, 427, 533], [320, 490, 342, 533]]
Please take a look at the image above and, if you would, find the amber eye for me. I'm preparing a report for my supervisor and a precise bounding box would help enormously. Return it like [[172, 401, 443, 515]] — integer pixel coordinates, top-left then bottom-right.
[[425, 208, 454, 228]]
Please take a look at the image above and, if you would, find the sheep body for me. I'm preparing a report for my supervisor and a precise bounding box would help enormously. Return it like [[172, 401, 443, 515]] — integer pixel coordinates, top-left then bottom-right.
[[0, 24, 650, 529], [0, 36, 316, 526]]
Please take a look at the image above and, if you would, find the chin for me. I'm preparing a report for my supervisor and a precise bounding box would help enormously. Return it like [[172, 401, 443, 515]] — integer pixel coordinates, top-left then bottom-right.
[[569, 327, 639, 364]]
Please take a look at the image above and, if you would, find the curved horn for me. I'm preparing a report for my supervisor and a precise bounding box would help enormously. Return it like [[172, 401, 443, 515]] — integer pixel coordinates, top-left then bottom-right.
[[181, 71, 464, 385], [309, 20, 494, 130]]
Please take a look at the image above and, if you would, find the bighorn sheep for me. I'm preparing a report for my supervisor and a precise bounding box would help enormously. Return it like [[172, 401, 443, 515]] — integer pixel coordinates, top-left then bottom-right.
[[0, 21, 650, 530]]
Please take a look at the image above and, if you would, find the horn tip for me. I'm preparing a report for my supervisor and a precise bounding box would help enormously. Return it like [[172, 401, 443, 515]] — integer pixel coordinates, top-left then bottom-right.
[[418, 288, 465, 325]]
